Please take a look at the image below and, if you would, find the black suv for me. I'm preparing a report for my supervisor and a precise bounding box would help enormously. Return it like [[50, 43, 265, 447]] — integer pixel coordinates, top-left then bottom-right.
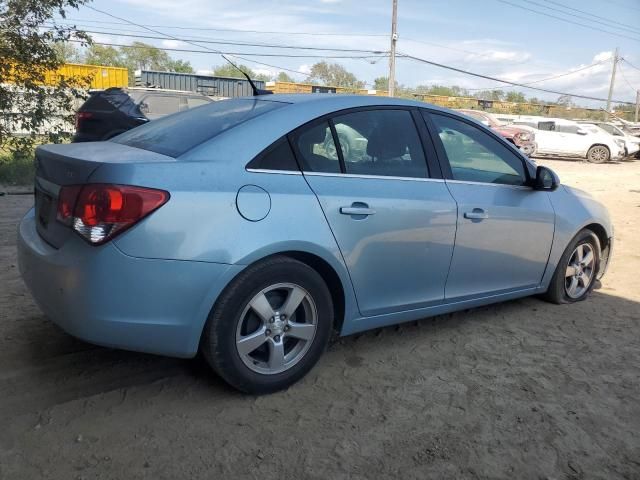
[[73, 87, 215, 142]]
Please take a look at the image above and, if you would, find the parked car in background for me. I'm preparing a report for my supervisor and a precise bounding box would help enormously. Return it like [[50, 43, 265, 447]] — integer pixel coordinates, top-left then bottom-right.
[[19, 95, 613, 393], [73, 87, 215, 142], [456, 109, 536, 155], [577, 121, 640, 158], [511, 117, 624, 163]]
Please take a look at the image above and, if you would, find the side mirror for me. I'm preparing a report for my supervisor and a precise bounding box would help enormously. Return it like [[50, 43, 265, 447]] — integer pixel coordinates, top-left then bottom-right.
[[534, 165, 560, 191], [576, 129, 588, 136], [139, 102, 149, 114]]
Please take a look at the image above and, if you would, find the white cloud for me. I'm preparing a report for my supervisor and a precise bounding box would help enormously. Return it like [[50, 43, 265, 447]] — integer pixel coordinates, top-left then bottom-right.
[[161, 39, 184, 48], [298, 64, 312, 75]]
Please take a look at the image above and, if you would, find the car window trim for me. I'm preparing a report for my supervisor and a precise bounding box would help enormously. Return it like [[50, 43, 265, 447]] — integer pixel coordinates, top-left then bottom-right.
[[421, 108, 533, 185], [288, 105, 436, 180], [328, 118, 346, 174]]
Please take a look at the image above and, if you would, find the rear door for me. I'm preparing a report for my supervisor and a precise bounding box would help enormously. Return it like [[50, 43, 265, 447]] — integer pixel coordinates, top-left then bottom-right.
[[425, 111, 555, 300], [292, 108, 457, 317]]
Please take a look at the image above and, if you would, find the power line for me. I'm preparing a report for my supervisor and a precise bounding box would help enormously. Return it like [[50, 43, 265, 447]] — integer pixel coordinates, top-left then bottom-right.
[[81, 5, 318, 77], [43, 25, 386, 54], [62, 17, 387, 37], [466, 58, 610, 91], [622, 58, 640, 72], [536, 0, 640, 35], [495, 0, 640, 42], [398, 52, 636, 104], [618, 62, 639, 95], [65, 39, 387, 60]]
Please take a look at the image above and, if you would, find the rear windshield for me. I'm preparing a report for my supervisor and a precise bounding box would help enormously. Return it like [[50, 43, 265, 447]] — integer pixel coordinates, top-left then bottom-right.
[[112, 98, 285, 157]]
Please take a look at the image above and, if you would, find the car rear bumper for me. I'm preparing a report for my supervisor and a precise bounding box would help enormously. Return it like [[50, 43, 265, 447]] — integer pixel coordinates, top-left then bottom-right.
[[18, 208, 241, 358]]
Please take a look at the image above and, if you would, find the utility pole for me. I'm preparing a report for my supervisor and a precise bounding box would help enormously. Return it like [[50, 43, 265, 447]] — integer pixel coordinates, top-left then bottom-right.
[[388, 0, 398, 97], [635, 90, 639, 123], [605, 47, 619, 116]]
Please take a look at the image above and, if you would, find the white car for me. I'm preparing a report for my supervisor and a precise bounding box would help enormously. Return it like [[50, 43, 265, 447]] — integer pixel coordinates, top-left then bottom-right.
[[578, 121, 640, 157], [511, 117, 625, 163]]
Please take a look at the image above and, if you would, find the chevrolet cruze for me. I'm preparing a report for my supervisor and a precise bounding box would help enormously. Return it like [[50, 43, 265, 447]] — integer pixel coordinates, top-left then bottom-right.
[[18, 95, 613, 393]]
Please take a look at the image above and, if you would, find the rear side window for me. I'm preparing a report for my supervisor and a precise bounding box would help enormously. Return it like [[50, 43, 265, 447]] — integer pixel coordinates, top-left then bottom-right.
[[557, 124, 579, 134], [113, 99, 285, 157], [292, 121, 341, 174], [332, 109, 428, 178], [142, 95, 181, 117], [247, 137, 299, 171]]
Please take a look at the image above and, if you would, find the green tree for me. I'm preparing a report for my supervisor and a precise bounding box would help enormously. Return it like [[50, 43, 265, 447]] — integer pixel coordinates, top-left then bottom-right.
[[51, 41, 82, 63], [121, 41, 172, 71], [306, 61, 363, 88], [84, 44, 126, 67], [276, 71, 294, 82], [166, 58, 194, 73], [0, 0, 91, 156], [505, 91, 526, 103], [213, 63, 255, 79], [473, 89, 505, 101]]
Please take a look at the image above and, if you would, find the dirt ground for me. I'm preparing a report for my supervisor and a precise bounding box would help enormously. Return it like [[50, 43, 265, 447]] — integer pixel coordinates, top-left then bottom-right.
[[1, 158, 639, 480]]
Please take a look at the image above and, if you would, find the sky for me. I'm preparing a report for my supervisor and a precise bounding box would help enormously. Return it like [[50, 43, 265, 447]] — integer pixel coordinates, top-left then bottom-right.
[[60, 0, 640, 108]]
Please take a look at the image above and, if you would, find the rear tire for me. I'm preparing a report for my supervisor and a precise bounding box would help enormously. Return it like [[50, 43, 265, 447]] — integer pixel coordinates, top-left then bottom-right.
[[542, 229, 600, 304], [586, 145, 610, 163], [201, 256, 333, 394]]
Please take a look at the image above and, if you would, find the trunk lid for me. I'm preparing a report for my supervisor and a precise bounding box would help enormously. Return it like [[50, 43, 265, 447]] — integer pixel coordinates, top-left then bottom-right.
[[34, 142, 175, 248]]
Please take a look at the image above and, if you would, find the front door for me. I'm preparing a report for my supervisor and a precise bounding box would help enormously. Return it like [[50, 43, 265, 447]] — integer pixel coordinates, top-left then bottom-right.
[[427, 111, 555, 300], [291, 109, 457, 317]]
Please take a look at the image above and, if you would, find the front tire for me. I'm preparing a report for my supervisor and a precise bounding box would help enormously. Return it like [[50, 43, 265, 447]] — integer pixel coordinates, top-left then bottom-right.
[[201, 256, 333, 394], [542, 229, 601, 304], [586, 145, 610, 163]]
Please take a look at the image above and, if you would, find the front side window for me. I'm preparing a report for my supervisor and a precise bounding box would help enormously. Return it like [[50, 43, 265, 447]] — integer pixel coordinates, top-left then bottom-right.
[[293, 121, 341, 174], [429, 112, 527, 186], [332, 109, 428, 178]]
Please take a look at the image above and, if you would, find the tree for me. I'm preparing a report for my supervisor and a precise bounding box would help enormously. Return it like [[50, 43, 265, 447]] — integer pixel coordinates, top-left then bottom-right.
[[556, 94, 575, 107], [84, 44, 126, 67], [166, 59, 194, 74], [473, 89, 505, 101], [213, 63, 255, 79], [121, 41, 173, 71], [306, 61, 363, 88], [276, 71, 294, 83], [505, 91, 526, 103], [1, 0, 91, 155], [51, 41, 82, 63]]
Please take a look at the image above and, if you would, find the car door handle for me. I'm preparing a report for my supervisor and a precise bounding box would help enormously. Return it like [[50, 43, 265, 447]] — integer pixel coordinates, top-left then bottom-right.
[[464, 209, 488, 220], [340, 205, 376, 216]]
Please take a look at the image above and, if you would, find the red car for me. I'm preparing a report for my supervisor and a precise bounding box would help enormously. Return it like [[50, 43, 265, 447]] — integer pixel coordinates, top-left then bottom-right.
[[457, 109, 536, 156]]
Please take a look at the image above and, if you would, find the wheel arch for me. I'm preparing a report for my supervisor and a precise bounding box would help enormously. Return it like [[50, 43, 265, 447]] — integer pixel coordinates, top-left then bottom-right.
[[586, 143, 610, 157], [212, 244, 354, 336]]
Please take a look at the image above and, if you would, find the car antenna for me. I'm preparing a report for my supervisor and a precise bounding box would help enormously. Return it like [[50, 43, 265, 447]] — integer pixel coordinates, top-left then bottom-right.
[[221, 54, 273, 96]]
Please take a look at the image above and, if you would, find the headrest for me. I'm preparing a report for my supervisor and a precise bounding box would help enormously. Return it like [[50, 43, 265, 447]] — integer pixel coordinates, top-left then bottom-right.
[[366, 124, 407, 160], [301, 124, 328, 145]]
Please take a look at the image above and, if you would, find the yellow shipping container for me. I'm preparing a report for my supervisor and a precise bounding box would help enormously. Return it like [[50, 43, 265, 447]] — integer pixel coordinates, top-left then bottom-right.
[[266, 81, 388, 96], [44, 63, 128, 89]]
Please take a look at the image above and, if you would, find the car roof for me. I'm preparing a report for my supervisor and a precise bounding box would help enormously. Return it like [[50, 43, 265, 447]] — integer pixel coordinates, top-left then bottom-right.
[[255, 93, 432, 109]]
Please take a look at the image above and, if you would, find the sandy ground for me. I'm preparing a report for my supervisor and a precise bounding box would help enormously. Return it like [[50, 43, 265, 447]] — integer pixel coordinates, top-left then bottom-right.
[[0, 158, 639, 479]]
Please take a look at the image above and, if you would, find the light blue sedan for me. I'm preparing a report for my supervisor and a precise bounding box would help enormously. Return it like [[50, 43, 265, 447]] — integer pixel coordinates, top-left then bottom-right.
[[18, 95, 613, 393]]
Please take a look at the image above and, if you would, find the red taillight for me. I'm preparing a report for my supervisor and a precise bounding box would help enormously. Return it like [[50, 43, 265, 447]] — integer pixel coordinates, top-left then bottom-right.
[[75, 111, 93, 130], [57, 184, 169, 245]]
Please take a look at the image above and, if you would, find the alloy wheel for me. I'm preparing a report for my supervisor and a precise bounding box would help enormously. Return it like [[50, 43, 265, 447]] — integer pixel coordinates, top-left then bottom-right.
[[235, 283, 318, 375], [565, 243, 596, 299]]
